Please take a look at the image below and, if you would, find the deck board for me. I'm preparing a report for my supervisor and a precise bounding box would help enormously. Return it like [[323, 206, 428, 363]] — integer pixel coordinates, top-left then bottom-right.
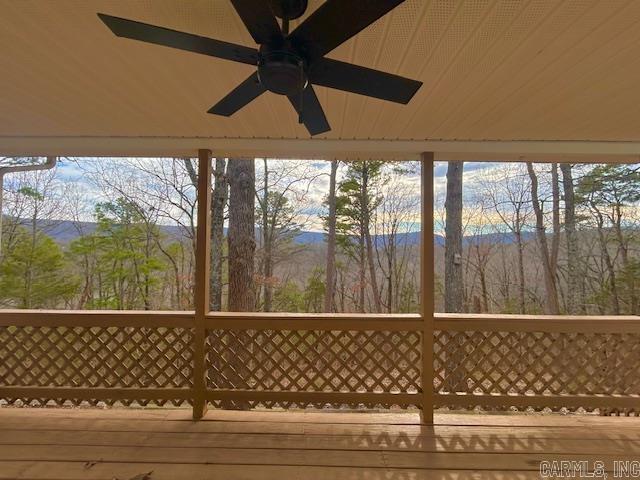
[[0, 408, 639, 479], [2, 429, 637, 454]]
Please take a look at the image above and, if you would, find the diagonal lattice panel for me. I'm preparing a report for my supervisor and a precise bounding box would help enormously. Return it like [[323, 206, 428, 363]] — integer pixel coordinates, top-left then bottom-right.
[[0, 325, 194, 406], [206, 329, 421, 408], [434, 330, 640, 412]]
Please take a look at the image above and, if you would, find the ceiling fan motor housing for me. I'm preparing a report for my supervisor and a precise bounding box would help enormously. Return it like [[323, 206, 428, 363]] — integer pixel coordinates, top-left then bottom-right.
[[257, 43, 307, 96], [269, 0, 308, 20]]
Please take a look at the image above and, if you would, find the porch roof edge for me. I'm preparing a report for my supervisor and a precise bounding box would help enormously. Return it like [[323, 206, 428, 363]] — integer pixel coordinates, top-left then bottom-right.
[[1, 136, 639, 163]]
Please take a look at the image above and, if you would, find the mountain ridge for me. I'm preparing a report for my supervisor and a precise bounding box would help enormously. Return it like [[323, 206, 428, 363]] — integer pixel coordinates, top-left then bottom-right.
[[14, 219, 536, 247]]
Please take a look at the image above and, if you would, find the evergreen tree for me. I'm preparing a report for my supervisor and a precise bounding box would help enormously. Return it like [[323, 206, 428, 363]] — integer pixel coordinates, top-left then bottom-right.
[[256, 189, 302, 311], [577, 165, 640, 314], [273, 281, 304, 312], [303, 267, 325, 313], [0, 226, 77, 308], [73, 197, 166, 310], [335, 161, 384, 312]]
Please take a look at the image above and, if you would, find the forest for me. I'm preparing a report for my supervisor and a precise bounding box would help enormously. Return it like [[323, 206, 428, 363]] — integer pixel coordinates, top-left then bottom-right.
[[0, 157, 638, 316]]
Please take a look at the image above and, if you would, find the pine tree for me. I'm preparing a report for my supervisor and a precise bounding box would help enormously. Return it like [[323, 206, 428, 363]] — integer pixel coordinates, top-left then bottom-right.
[[79, 198, 166, 310], [0, 226, 77, 308], [577, 165, 640, 314], [335, 161, 384, 312]]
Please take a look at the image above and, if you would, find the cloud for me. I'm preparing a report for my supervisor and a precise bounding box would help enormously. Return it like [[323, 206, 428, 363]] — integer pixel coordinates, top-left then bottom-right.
[[8, 158, 636, 237]]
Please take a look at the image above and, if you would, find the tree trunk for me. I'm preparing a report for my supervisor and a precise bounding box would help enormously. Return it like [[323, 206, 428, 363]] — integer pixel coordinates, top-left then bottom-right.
[[526, 162, 560, 314], [550, 164, 561, 276], [475, 246, 489, 313], [358, 232, 366, 312], [143, 232, 152, 310], [560, 163, 580, 314], [515, 227, 526, 314], [227, 158, 256, 312], [387, 235, 395, 314], [23, 212, 38, 309], [210, 158, 228, 311], [361, 164, 382, 313], [442, 163, 466, 392], [593, 203, 621, 314], [444, 161, 464, 313], [260, 159, 274, 312], [324, 160, 338, 313], [338, 267, 346, 312], [364, 224, 381, 312], [613, 202, 637, 314], [498, 246, 511, 307]]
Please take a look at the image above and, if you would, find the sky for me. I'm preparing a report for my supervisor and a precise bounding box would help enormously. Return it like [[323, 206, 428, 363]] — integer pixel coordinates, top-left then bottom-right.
[[56, 158, 504, 233], [0, 157, 540, 234], [5, 157, 636, 235]]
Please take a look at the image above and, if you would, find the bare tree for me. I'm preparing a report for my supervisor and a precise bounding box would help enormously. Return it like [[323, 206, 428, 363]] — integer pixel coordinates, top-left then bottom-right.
[[560, 163, 580, 314], [0, 157, 57, 258], [362, 163, 383, 313], [76, 158, 197, 309], [526, 162, 560, 314], [211, 158, 228, 311], [255, 160, 317, 311], [185, 156, 228, 310], [550, 163, 561, 296], [373, 166, 420, 313], [324, 160, 339, 312], [477, 163, 533, 313], [462, 200, 496, 313]]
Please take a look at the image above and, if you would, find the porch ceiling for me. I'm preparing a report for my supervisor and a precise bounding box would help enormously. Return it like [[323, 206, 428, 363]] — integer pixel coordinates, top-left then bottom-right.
[[2, 0, 640, 160]]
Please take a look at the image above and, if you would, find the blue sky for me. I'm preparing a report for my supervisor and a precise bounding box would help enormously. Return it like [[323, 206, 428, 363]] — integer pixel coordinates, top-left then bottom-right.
[[15, 158, 627, 236], [26, 158, 504, 233]]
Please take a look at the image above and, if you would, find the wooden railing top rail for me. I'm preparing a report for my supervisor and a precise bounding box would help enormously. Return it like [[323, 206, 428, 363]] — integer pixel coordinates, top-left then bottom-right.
[[435, 313, 640, 333], [205, 312, 421, 320], [1, 309, 639, 332], [0, 310, 195, 328], [204, 312, 422, 331]]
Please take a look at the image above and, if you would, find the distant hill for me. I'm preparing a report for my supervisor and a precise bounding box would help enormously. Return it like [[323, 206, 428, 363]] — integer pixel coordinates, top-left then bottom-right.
[[26, 219, 185, 243], [292, 229, 536, 247], [18, 219, 533, 247]]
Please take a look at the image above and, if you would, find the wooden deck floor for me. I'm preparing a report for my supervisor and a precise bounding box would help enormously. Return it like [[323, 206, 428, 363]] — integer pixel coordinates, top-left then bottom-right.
[[1, 408, 640, 479]]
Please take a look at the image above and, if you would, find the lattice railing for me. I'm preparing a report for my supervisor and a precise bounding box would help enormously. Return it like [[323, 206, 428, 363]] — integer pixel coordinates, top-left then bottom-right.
[[2, 309, 640, 416], [433, 315, 640, 414], [205, 329, 421, 408], [0, 325, 193, 407], [0, 310, 425, 411], [0, 311, 194, 407], [435, 331, 640, 397]]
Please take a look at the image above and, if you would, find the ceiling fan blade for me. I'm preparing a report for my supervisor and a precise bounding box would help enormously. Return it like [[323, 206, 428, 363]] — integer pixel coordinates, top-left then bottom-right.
[[288, 86, 330, 136], [309, 58, 422, 104], [288, 0, 406, 62], [208, 72, 266, 116], [97, 13, 258, 66], [230, 0, 282, 45]]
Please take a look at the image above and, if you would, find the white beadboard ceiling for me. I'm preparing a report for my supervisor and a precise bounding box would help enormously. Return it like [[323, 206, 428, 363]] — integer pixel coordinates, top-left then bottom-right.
[[2, 0, 640, 160]]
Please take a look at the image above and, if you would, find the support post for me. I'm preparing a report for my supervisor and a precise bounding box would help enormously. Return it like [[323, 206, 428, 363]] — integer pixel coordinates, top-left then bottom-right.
[[420, 152, 435, 424], [193, 149, 212, 420]]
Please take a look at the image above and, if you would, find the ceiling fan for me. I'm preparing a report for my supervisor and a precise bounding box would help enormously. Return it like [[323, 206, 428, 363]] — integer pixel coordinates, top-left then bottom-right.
[[98, 0, 422, 136]]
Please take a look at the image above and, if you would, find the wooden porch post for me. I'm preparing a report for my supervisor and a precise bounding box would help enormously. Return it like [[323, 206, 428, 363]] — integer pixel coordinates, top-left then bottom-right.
[[421, 152, 435, 424], [193, 149, 212, 420]]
